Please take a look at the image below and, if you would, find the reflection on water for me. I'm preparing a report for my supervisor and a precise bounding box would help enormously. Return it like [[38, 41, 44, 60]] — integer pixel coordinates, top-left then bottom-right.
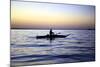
[[11, 30, 95, 66]]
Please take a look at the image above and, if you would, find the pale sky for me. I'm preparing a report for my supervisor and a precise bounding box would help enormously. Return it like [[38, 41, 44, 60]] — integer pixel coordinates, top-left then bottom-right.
[[11, 0, 95, 29]]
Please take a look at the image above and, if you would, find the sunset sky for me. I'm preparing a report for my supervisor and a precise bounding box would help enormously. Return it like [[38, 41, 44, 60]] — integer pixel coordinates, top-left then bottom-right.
[[11, 0, 95, 29]]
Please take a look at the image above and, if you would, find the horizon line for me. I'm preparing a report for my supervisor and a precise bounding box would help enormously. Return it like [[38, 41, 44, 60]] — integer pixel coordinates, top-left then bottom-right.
[[11, 28, 95, 30]]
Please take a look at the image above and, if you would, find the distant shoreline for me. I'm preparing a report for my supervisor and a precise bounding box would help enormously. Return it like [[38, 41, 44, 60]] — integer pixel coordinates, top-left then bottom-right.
[[11, 28, 95, 30]]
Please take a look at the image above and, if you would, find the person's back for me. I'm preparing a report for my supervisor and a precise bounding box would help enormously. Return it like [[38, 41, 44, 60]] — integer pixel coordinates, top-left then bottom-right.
[[49, 29, 54, 36]]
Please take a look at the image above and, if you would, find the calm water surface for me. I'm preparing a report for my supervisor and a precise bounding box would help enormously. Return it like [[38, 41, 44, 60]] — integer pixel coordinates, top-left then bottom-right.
[[11, 30, 95, 66]]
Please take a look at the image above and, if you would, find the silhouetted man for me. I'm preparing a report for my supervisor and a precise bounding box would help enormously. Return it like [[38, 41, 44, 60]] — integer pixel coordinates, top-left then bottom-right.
[[49, 29, 54, 37]]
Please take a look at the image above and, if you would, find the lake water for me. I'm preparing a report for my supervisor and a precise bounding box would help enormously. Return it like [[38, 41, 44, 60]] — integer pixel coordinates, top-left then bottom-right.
[[11, 30, 95, 66]]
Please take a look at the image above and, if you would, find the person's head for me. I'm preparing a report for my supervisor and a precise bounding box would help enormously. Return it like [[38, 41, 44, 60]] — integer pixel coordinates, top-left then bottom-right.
[[50, 28, 52, 31]]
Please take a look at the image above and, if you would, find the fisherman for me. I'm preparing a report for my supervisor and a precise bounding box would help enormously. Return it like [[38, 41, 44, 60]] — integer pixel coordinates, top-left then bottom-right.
[[49, 29, 54, 37]]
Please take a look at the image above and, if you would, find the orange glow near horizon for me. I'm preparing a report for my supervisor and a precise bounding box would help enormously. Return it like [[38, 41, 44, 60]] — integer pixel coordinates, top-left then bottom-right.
[[11, 1, 95, 29]]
